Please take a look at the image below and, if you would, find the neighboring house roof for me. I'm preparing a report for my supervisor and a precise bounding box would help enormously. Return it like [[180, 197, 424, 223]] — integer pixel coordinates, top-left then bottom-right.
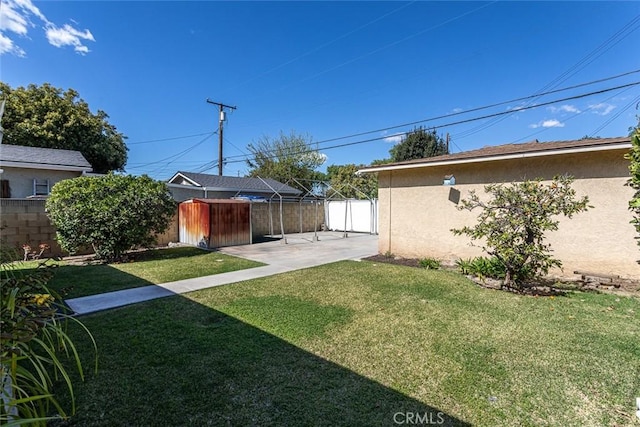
[[0, 144, 92, 172], [168, 171, 301, 195], [358, 137, 632, 173]]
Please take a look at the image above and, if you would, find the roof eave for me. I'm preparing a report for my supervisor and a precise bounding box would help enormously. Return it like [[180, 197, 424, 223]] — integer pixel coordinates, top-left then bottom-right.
[[167, 172, 202, 187], [357, 142, 632, 174], [0, 161, 93, 172]]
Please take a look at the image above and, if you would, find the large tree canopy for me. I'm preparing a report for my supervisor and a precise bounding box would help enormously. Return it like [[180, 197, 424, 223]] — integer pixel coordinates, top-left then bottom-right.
[[389, 126, 449, 162], [326, 164, 377, 199], [246, 130, 325, 192], [0, 82, 127, 173]]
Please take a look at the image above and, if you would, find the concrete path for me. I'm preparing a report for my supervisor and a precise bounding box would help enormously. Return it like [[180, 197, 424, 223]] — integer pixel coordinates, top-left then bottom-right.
[[66, 232, 378, 315]]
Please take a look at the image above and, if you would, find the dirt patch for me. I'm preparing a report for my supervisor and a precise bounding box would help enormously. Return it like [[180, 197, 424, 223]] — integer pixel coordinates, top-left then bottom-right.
[[362, 255, 640, 297]]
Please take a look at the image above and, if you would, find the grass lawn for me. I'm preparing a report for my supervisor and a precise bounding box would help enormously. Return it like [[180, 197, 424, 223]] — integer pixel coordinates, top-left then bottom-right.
[[54, 261, 639, 426], [13, 247, 264, 299]]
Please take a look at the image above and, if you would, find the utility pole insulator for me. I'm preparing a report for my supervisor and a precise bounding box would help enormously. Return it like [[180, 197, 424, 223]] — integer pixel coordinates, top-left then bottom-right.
[[206, 99, 237, 176]]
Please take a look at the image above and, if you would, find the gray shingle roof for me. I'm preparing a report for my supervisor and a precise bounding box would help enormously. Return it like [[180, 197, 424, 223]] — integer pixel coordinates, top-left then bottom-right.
[[0, 144, 92, 169], [170, 171, 301, 195]]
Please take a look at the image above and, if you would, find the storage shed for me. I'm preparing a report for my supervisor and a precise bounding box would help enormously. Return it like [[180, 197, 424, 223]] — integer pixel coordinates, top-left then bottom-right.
[[179, 199, 251, 249]]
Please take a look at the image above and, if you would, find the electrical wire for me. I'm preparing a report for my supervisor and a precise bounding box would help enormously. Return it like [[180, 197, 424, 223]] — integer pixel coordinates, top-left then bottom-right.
[[219, 79, 640, 164], [127, 131, 215, 145], [588, 93, 640, 137], [451, 14, 640, 141]]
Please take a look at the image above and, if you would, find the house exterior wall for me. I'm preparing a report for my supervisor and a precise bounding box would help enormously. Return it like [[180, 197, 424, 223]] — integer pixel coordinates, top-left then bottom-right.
[[377, 148, 639, 279], [0, 167, 82, 198]]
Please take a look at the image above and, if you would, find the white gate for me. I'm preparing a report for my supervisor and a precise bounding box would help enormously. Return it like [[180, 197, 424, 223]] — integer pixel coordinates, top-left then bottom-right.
[[324, 199, 378, 234]]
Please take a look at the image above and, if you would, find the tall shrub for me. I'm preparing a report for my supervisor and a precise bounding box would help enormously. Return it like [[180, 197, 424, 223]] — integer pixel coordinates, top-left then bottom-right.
[[626, 125, 640, 245], [452, 176, 590, 290], [46, 173, 177, 262]]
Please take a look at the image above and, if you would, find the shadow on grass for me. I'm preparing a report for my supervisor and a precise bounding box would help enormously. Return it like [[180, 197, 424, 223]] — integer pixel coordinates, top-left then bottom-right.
[[57, 295, 471, 426], [44, 263, 155, 300]]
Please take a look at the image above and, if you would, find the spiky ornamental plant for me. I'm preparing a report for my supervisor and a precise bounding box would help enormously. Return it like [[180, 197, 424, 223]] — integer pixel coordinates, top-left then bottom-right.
[[0, 255, 97, 425], [452, 175, 590, 290]]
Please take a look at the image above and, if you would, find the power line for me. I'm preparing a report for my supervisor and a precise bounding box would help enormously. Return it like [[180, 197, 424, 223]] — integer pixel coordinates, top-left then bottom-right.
[[452, 14, 640, 141], [221, 81, 640, 163], [126, 131, 217, 169], [291, 69, 640, 149], [588, 93, 640, 137], [127, 131, 215, 145]]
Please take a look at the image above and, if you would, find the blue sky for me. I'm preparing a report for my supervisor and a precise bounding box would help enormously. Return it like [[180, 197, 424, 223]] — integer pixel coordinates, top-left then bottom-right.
[[1, 1, 639, 180]]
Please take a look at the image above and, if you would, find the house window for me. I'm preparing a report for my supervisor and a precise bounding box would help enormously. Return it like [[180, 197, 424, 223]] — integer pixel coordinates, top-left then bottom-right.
[[0, 180, 10, 198], [33, 179, 50, 196]]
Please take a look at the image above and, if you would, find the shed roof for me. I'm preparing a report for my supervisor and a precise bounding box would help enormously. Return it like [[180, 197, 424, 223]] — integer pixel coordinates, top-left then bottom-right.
[[169, 171, 301, 195], [0, 144, 92, 171], [183, 198, 251, 204], [358, 137, 631, 173]]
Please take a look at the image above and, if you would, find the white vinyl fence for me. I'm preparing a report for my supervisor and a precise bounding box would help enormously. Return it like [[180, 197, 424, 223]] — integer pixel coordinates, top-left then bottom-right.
[[324, 199, 378, 234]]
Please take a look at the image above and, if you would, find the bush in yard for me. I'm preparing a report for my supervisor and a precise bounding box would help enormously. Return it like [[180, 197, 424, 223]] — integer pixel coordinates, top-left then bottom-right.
[[626, 122, 640, 245], [46, 173, 177, 262], [452, 175, 590, 290]]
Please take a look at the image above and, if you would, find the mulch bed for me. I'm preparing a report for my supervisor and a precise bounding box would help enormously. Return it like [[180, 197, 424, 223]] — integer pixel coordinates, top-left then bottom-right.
[[362, 254, 640, 297]]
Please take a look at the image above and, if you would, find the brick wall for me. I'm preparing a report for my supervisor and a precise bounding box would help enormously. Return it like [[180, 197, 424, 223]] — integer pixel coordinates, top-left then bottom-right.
[[0, 200, 181, 258], [0, 199, 62, 258], [251, 201, 324, 237]]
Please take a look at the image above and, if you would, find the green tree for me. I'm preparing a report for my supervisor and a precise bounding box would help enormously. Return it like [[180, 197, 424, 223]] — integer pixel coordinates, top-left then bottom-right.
[[246, 131, 325, 192], [389, 126, 448, 162], [626, 118, 640, 245], [326, 164, 377, 199], [46, 173, 176, 261], [0, 82, 127, 173], [452, 176, 590, 290]]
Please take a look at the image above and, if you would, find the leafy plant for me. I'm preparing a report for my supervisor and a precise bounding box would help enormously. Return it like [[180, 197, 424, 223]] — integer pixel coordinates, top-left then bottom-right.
[[455, 258, 474, 275], [46, 173, 176, 262], [0, 255, 97, 425], [419, 258, 441, 270], [0, 82, 127, 174], [469, 256, 507, 279], [452, 176, 590, 290], [625, 120, 640, 245]]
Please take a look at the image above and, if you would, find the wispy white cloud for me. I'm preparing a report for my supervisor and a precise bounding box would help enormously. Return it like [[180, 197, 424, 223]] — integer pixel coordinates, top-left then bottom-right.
[[588, 103, 616, 116], [548, 104, 581, 114], [382, 132, 404, 144], [0, 0, 94, 56], [529, 119, 565, 129], [451, 107, 463, 113], [0, 31, 25, 56], [45, 24, 94, 54]]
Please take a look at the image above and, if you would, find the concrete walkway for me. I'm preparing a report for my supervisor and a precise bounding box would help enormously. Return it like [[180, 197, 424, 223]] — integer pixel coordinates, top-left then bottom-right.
[[66, 232, 378, 315]]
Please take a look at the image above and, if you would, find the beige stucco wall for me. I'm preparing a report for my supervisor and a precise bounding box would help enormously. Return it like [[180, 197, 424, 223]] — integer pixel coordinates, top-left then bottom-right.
[[0, 167, 83, 198], [377, 148, 639, 279]]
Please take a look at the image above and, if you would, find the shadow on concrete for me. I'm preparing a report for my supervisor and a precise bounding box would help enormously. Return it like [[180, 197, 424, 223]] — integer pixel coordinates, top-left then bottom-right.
[[58, 295, 471, 426]]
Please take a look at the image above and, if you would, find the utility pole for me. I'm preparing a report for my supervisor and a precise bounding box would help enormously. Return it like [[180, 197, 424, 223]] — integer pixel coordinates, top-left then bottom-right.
[[206, 99, 236, 176]]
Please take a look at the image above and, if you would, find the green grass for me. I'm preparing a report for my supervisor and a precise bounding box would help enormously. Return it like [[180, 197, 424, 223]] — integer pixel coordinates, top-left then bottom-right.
[[54, 261, 639, 426], [14, 247, 264, 299]]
